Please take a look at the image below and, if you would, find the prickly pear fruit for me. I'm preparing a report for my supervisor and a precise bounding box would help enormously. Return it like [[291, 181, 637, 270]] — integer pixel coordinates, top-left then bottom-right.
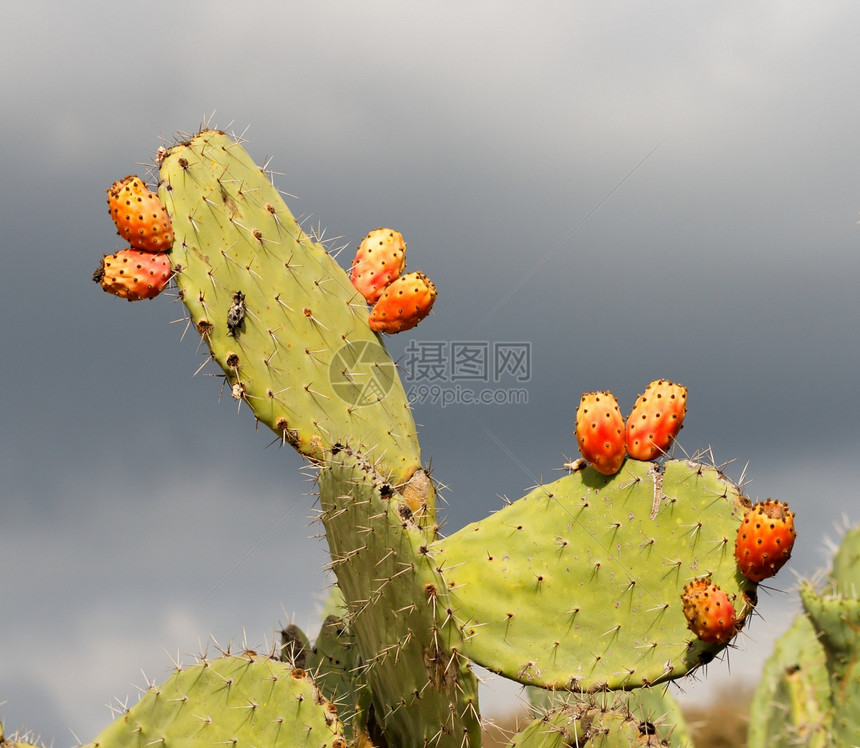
[[92, 248, 171, 301], [734, 499, 797, 583], [681, 578, 737, 644], [626, 379, 687, 460], [350, 227, 407, 303], [574, 391, 625, 475], [368, 271, 436, 333], [107, 175, 174, 253]]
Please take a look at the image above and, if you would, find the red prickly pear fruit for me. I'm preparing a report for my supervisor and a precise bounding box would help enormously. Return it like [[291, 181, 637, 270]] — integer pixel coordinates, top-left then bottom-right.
[[734, 499, 797, 583], [107, 175, 174, 253], [368, 271, 436, 333], [625, 379, 687, 460], [92, 248, 171, 301], [575, 391, 626, 476], [681, 578, 738, 644], [350, 228, 407, 304]]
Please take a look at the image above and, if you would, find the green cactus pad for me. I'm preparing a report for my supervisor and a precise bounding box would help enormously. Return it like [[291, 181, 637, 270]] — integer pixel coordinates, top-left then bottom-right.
[[829, 524, 860, 598], [0, 721, 45, 748], [800, 582, 860, 745], [318, 447, 481, 747], [158, 130, 423, 487], [433, 459, 757, 690], [509, 702, 669, 746], [305, 614, 371, 743], [624, 688, 693, 748], [747, 613, 832, 748], [84, 652, 344, 747], [525, 687, 692, 747]]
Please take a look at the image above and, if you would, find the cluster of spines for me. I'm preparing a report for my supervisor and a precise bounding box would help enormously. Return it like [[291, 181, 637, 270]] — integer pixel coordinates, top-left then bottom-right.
[[509, 699, 674, 747], [522, 682, 694, 747]]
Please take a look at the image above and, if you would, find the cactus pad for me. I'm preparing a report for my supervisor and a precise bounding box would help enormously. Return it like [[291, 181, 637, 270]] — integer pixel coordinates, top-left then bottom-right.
[[158, 130, 423, 486], [304, 614, 371, 743], [509, 702, 670, 746], [433, 459, 757, 690], [318, 447, 481, 746], [84, 652, 344, 747], [747, 614, 831, 748]]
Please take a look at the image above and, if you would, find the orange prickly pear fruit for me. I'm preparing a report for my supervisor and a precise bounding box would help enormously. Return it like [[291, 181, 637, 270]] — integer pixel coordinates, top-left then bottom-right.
[[734, 499, 796, 583], [575, 391, 626, 476], [368, 271, 436, 333], [93, 248, 171, 301], [350, 227, 407, 304], [107, 175, 174, 253], [681, 578, 738, 644], [626, 379, 687, 460]]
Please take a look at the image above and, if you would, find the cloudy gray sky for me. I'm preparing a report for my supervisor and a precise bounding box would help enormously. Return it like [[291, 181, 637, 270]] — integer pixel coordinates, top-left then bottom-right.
[[2, 1, 859, 743]]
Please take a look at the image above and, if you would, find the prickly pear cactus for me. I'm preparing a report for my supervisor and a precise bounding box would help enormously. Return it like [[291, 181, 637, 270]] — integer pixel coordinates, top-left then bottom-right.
[[747, 614, 831, 747], [83, 128, 803, 747], [84, 652, 345, 747], [800, 566, 860, 743], [748, 524, 860, 747]]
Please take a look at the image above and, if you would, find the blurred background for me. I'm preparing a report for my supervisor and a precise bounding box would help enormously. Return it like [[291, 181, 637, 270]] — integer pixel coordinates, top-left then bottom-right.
[[1, 2, 858, 743]]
